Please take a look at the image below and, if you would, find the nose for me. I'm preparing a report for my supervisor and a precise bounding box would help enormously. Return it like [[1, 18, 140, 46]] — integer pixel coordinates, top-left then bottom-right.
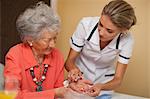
[[98, 26, 105, 36], [49, 39, 55, 48]]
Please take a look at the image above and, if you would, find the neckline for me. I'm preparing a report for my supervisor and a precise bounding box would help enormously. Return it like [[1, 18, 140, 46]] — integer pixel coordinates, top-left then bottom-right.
[[99, 40, 112, 51]]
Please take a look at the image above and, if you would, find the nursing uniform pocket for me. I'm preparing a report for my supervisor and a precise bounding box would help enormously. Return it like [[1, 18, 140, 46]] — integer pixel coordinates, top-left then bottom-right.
[[99, 73, 115, 84], [103, 68, 115, 83], [105, 73, 115, 77], [96, 68, 115, 84]]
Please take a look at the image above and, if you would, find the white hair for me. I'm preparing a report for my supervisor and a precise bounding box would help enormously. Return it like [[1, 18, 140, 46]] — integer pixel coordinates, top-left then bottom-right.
[[16, 1, 61, 42]]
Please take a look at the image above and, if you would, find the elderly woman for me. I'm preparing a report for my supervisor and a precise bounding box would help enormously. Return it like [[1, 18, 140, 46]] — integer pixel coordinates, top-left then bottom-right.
[[4, 2, 68, 99]]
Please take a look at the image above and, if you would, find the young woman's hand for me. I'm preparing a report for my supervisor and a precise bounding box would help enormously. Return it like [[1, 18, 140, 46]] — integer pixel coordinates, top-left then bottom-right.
[[69, 82, 82, 93], [87, 83, 102, 97], [67, 68, 83, 82]]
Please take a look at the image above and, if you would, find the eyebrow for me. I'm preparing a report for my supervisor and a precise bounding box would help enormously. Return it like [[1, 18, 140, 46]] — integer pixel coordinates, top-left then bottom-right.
[[99, 21, 115, 32]]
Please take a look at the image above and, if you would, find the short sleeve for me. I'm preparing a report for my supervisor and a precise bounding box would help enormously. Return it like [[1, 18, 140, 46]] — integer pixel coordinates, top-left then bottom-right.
[[70, 19, 87, 52], [118, 34, 134, 64]]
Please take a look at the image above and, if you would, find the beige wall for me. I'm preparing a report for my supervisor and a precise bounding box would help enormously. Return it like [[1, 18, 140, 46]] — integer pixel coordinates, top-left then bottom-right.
[[57, 0, 150, 98], [148, 0, 150, 97], [116, 0, 149, 97], [57, 0, 109, 59]]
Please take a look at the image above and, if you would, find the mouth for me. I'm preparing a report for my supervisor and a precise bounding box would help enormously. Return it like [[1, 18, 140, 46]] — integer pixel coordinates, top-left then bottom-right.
[[44, 48, 53, 55], [47, 48, 53, 51], [100, 36, 107, 42], [100, 35, 104, 39]]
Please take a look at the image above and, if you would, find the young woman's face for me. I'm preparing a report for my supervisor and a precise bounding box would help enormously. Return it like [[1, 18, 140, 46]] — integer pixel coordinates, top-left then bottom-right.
[[98, 15, 121, 42], [32, 29, 57, 55]]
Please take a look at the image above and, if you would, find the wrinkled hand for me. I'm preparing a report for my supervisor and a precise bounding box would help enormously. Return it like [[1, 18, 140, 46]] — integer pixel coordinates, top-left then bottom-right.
[[69, 79, 93, 93], [54, 87, 69, 98], [87, 83, 102, 97], [68, 68, 83, 82]]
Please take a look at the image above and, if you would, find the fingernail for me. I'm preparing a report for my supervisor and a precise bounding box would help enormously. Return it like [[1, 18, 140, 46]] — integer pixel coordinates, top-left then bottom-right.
[[80, 88, 84, 91]]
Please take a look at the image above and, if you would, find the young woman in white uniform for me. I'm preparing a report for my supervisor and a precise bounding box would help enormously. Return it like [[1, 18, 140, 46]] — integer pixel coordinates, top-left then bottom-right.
[[65, 0, 137, 99]]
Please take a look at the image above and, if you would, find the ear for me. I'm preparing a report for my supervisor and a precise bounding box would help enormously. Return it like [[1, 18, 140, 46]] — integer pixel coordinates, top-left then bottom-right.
[[121, 29, 129, 35]]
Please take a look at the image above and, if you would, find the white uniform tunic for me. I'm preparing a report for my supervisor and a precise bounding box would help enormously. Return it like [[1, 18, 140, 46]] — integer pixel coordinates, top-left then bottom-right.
[[70, 17, 134, 95]]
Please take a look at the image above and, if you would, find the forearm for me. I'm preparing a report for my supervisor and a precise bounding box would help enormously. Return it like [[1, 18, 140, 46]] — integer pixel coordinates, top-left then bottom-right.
[[65, 48, 81, 72], [65, 60, 79, 72], [101, 77, 122, 91], [100, 62, 127, 91]]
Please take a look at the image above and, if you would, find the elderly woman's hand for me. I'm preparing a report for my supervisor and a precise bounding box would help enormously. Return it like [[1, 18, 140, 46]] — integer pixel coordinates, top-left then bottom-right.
[[67, 68, 83, 82], [69, 79, 93, 93], [54, 87, 70, 98]]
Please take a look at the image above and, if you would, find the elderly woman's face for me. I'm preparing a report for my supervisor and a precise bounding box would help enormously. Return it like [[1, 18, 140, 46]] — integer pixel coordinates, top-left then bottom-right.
[[32, 29, 57, 55]]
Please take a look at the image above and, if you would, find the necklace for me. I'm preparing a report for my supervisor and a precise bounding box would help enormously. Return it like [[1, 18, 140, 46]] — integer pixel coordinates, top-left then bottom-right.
[[30, 64, 49, 92]]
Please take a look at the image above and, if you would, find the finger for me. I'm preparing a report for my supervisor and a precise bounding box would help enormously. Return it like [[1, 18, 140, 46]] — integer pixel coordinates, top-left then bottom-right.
[[67, 72, 77, 82], [71, 76, 78, 82], [70, 85, 83, 93], [67, 72, 72, 80], [71, 74, 82, 82], [87, 91, 98, 97], [78, 71, 83, 77], [69, 83, 85, 93], [74, 76, 81, 82], [74, 72, 84, 81], [79, 79, 93, 85]]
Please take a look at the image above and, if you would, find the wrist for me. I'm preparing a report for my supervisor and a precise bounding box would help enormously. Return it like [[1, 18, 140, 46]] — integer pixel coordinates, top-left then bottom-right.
[[54, 88, 59, 98], [95, 83, 103, 89], [69, 67, 79, 72]]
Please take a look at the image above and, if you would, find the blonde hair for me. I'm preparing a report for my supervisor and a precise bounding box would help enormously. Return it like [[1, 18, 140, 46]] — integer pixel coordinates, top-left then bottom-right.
[[102, 0, 137, 30]]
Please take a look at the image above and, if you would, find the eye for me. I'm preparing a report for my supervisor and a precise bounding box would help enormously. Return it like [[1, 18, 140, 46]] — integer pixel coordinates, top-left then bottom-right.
[[53, 37, 57, 41], [40, 37, 50, 42], [42, 37, 57, 43], [107, 29, 113, 33]]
